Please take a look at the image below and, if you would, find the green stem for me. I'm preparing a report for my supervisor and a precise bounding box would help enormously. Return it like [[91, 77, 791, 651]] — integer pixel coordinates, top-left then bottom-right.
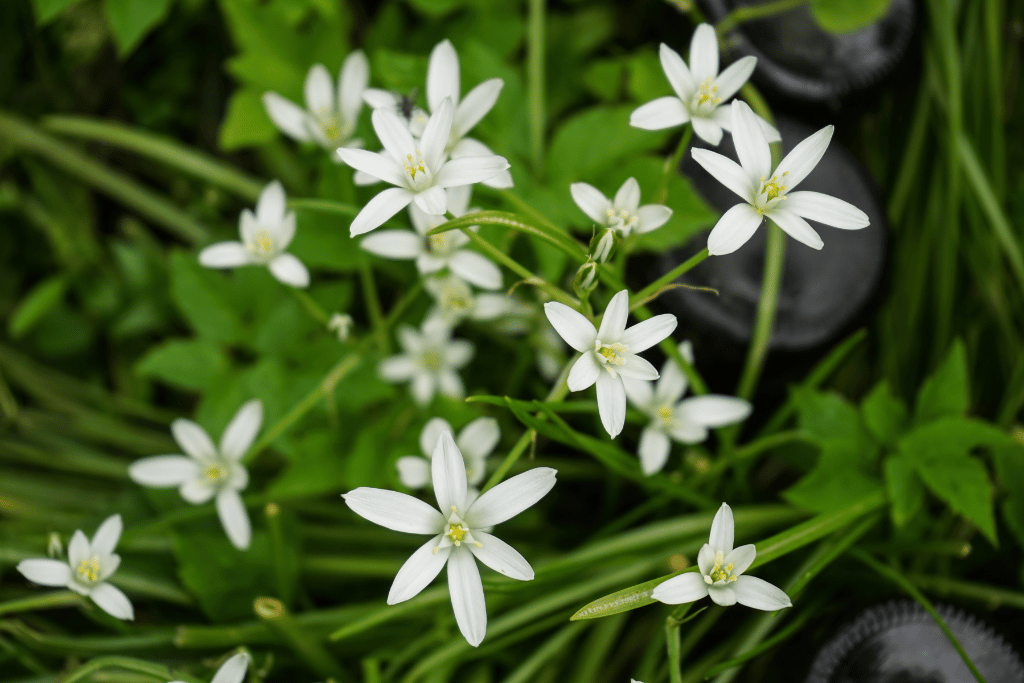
[[666, 615, 684, 683], [291, 288, 330, 326], [254, 597, 348, 681], [528, 0, 547, 176], [359, 263, 387, 353], [630, 248, 709, 309], [497, 190, 564, 235], [288, 197, 360, 217], [657, 127, 693, 203], [264, 504, 290, 601], [715, 0, 807, 34], [58, 657, 188, 683], [906, 573, 1024, 610], [736, 222, 785, 400], [0, 590, 82, 617], [983, 0, 1005, 199]]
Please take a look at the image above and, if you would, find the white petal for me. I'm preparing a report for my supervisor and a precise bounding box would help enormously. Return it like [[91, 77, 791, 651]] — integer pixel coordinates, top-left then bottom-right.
[[256, 181, 287, 226], [90, 582, 134, 620], [421, 98, 455, 172], [466, 467, 557, 529], [449, 250, 502, 290], [372, 108, 417, 161], [90, 515, 122, 556], [414, 186, 448, 216], [397, 456, 432, 489], [689, 24, 719, 82], [596, 372, 627, 438], [220, 399, 263, 460], [343, 487, 445, 534], [304, 64, 334, 118], [432, 430, 469, 514], [262, 92, 314, 142], [457, 417, 500, 461], [472, 294, 508, 320], [712, 56, 757, 102], [454, 78, 503, 136], [180, 479, 216, 505], [451, 138, 514, 188], [697, 543, 715, 575], [434, 156, 510, 188], [17, 559, 71, 587], [444, 183, 473, 217], [210, 653, 251, 683], [412, 372, 438, 405], [543, 302, 596, 352], [420, 417, 453, 458], [379, 355, 417, 382], [619, 314, 677, 353], [630, 97, 689, 131], [733, 575, 792, 610], [269, 253, 310, 288], [567, 351, 601, 391], [239, 209, 258, 246], [470, 531, 533, 580], [363, 88, 399, 110], [427, 40, 461, 112], [655, 352, 689, 404], [659, 43, 696, 100], [171, 419, 217, 461], [335, 148, 406, 187], [708, 584, 737, 606], [361, 230, 424, 260], [709, 502, 734, 554], [217, 489, 251, 550], [437, 370, 465, 401], [622, 377, 654, 408], [638, 427, 671, 475], [349, 187, 415, 236], [679, 395, 751, 428], [616, 355, 660, 381], [570, 182, 612, 224], [651, 572, 709, 604], [339, 50, 369, 125], [199, 242, 252, 268], [389, 535, 451, 604], [635, 205, 672, 234], [68, 530, 89, 567], [690, 149, 756, 202], [706, 204, 763, 256], [447, 549, 487, 647], [691, 117, 723, 146], [774, 125, 834, 190], [731, 101, 771, 180], [445, 339, 474, 368], [129, 456, 199, 487], [614, 177, 641, 213], [724, 544, 757, 576], [769, 208, 823, 250], [276, 210, 297, 249], [598, 290, 630, 342], [668, 414, 709, 444], [783, 191, 870, 230]]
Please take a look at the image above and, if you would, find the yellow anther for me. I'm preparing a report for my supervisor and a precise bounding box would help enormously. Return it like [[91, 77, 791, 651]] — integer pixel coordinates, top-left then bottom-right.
[[421, 349, 443, 370], [76, 555, 101, 583], [250, 230, 275, 256], [403, 151, 427, 178], [446, 524, 468, 545], [657, 406, 673, 422], [204, 465, 225, 482], [597, 342, 629, 366]]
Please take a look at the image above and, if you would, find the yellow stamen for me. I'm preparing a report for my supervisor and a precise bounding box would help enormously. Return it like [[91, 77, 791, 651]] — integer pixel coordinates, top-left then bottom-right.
[[76, 555, 101, 583], [403, 151, 427, 179]]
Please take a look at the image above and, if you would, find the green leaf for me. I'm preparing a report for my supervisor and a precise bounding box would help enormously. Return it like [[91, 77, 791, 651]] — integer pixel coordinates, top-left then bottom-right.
[[8, 276, 67, 339], [810, 0, 892, 34], [104, 0, 175, 56], [169, 251, 242, 344], [783, 443, 881, 513], [796, 390, 875, 463], [626, 49, 674, 104], [582, 58, 627, 102], [571, 570, 687, 620], [915, 340, 969, 424], [899, 416, 1011, 457], [219, 89, 278, 150], [268, 431, 346, 498], [993, 444, 1024, 546], [861, 381, 908, 445], [31, 0, 85, 24], [546, 105, 668, 182], [135, 338, 230, 392], [884, 455, 923, 527]]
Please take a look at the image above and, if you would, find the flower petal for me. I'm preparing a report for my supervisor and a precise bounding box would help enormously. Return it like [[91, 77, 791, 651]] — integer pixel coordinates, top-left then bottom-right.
[[179, 479, 216, 504], [783, 191, 870, 230], [361, 230, 424, 260], [445, 339, 474, 368], [769, 208, 823, 250], [659, 43, 696, 100], [712, 55, 757, 102], [220, 399, 263, 461], [199, 242, 251, 268], [304, 64, 334, 118], [570, 182, 612, 224], [616, 355, 660, 381], [622, 376, 654, 408], [262, 92, 313, 142], [707, 584, 737, 606], [129, 456, 199, 488], [171, 419, 217, 461], [655, 347, 690, 404], [651, 572, 709, 604], [363, 88, 399, 110], [724, 544, 756, 576], [635, 204, 673, 234], [339, 50, 369, 126], [268, 253, 310, 288], [397, 456, 432, 490], [733, 575, 792, 610], [614, 177, 641, 213], [619, 314, 677, 353], [413, 186, 448, 217], [421, 98, 455, 173], [454, 78, 503, 136], [17, 559, 71, 586], [427, 39, 461, 112], [690, 149, 755, 202], [731, 101, 771, 180], [630, 97, 689, 131], [697, 543, 715, 575], [596, 372, 627, 438], [256, 181, 286, 226], [447, 549, 487, 647], [412, 373, 438, 406], [379, 355, 417, 382], [449, 250, 503, 290], [434, 156, 510, 188], [210, 653, 251, 683], [372, 108, 417, 161], [349, 187, 415, 236], [470, 531, 534, 580], [679, 395, 751, 428], [543, 302, 596, 352], [389, 535, 451, 604], [217, 489, 251, 550], [90, 514, 122, 556], [638, 427, 671, 475], [450, 138, 513, 188], [457, 417, 500, 461], [90, 582, 134, 620], [567, 351, 601, 391], [344, 487, 445, 534], [466, 467, 557, 529], [598, 290, 630, 342], [706, 203, 763, 256], [432, 430, 469, 514], [68, 530, 89, 567], [709, 502, 734, 554], [335, 148, 406, 187], [667, 413, 709, 444], [689, 24, 719, 82], [774, 125, 834, 190], [691, 117, 723, 146], [419, 417, 453, 458]]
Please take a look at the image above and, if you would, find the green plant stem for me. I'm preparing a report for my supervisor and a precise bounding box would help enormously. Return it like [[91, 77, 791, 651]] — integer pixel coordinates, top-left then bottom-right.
[[697, 430, 813, 480], [906, 574, 1024, 610], [528, 0, 547, 176], [291, 288, 330, 326], [264, 504, 290, 601], [736, 222, 785, 400], [0, 591, 82, 617], [289, 197, 360, 217], [631, 249, 709, 309], [852, 550, 987, 683], [254, 597, 348, 681], [715, 0, 807, 34], [666, 615, 684, 683], [983, 0, 1005, 198], [657, 127, 693, 203], [58, 657, 190, 683]]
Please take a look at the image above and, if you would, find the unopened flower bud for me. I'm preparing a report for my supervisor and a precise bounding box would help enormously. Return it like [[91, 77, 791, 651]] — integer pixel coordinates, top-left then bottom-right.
[[573, 259, 599, 298], [328, 313, 353, 341], [590, 228, 617, 263], [47, 532, 63, 559]]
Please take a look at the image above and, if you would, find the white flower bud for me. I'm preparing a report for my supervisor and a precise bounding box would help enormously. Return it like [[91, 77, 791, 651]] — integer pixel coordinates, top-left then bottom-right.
[[590, 228, 616, 263], [328, 313, 354, 341]]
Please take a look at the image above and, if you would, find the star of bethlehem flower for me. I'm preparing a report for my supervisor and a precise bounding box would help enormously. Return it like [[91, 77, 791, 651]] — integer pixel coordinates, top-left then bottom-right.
[[171, 652, 250, 683], [360, 184, 503, 290], [397, 416, 500, 490], [129, 400, 263, 550], [17, 514, 134, 620], [344, 430, 557, 646], [379, 317, 473, 406], [544, 290, 677, 438], [694, 100, 871, 255], [199, 181, 309, 288], [570, 177, 673, 238], [424, 274, 509, 327], [623, 341, 751, 475], [652, 502, 792, 610], [263, 51, 368, 151], [630, 24, 779, 146], [337, 97, 510, 236]]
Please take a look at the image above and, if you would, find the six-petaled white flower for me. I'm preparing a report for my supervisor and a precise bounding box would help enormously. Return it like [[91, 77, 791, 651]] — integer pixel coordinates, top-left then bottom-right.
[[396, 416, 500, 490], [544, 290, 677, 438], [344, 430, 556, 646], [379, 317, 474, 406], [623, 341, 751, 475], [337, 98, 510, 236], [171, 652, 250, 683], [199, 181, 309, 288], [17, 514, 134, 620], [652, 502, 792, 610], [129, 400, 263, 550], [571, 177, 673, 238], [424, 274, 509, 327], [630, 25, 778, 146], [693, 100, 870, 255], [263, 52, 369, 151]]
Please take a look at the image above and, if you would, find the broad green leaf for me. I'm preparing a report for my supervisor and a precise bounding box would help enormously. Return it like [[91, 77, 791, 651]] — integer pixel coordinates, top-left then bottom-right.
[[135, 338, 229, 392], [219, 89, 278, 150], [547, 105, 669, 182], [269, 431, 346, 498], [914, 340, 968, 424], [405, 0, 467, 16], [899, 416, 1011, 457], [796, 390, 875, 462], [582, 58, 626, 102], [31, 0, 84, 24], [782, 443, 881, 513], [105, 0, 175, 56], [883, 455, 923, 527], [861, 381, 907, 445], [169, 251, 242, 344], [8, 276, 67, 339], [810, 0, 892, 35], [289, 207, 369, 272], [627, 49, 674, 104], [913, 452, 997, 545]]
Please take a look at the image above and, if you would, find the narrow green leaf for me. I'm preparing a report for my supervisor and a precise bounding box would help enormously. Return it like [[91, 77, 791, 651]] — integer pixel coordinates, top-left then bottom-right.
[[8, 276, 66, 339], [570, 570, 688, 621], [884, 455, 924, 527]]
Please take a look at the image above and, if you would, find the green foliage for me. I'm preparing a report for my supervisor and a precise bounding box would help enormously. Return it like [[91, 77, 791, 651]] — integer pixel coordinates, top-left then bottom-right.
[[546, 106, 669, 183], [7, 275, 66, 338], [219, 89, 278, 150], [135, 339, 230, 392], [30, 0, 83, 24], [105, 0, 175, 56], [861, 381, 907, 445], [810, 0, 892, 35], [914, 339, 969, 425]]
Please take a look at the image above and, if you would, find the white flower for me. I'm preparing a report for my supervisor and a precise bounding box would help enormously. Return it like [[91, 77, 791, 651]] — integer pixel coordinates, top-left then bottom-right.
[[359, 185, 503, 290], [424, 39, 513, 189], [328, 312, 354, 341], [396, 417, 500, 490], [693, 100, 870, 255], [570, 178, 673, 238], [424, 275, 509, 327], [199, 181, 310, 288], [337, 98, 510, 236], [630, 26, 779, 146], [344, 430, 556, 646], [263, 52, 368, 150], [17, 515, 134, 620], [652, 502, 792, 610], [379, 317, 474, 406], [172, 652, 249, 683], [544, 290, 677, 438], [622, 342, 751, 475], [129, 400, 262, 550]]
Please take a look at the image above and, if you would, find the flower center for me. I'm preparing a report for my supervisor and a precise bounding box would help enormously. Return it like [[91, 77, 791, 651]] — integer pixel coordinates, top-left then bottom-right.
[[446, 523, 468, 544], [694, 78, 722, 111], [596, 341, 629, 366], [435, 506, 483, 554], [605, 208, 640, 235], [204, 464, 227, 484], [703, 549, 739, 585], [403, 151, 427, 180], [656, 405, 675, 427], [248, 229, 276, 259], [429, 232, 451, 254], [421, 349, 443, 370], [316, 109, 346, 144], [755, 173, 789, 213], [76, 555, 101, 584]]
